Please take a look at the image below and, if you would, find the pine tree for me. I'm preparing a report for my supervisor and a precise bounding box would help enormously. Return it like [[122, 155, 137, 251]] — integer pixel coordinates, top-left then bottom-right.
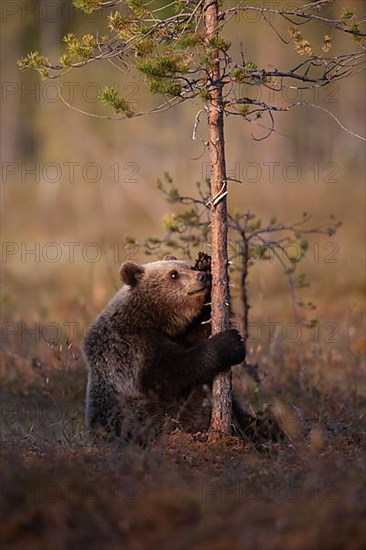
[[19, 0, 365, 434]]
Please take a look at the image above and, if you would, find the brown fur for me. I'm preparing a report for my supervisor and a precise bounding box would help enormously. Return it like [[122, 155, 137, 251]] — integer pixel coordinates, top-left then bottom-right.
[[83, 258, 245, 441]]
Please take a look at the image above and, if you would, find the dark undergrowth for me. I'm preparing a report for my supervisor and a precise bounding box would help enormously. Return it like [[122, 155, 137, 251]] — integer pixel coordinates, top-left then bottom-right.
[[1, 322, 365, 550]]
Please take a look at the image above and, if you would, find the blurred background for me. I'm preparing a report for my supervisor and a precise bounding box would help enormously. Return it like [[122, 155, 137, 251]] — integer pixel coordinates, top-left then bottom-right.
[[1, 6, 365, 547], [1, 0, 365, 351]]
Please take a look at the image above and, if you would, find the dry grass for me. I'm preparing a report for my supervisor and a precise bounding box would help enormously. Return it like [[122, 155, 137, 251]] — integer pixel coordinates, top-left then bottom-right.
[[1, 309, 365, 550]]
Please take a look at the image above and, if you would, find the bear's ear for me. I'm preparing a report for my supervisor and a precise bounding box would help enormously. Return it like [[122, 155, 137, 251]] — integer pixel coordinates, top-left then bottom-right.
[[163, 255, 178, 261], [120, 262, 145, 287]]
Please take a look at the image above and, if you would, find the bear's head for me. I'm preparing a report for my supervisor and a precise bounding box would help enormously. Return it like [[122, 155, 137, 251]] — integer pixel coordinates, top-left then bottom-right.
[[119, 256, 211, 336]]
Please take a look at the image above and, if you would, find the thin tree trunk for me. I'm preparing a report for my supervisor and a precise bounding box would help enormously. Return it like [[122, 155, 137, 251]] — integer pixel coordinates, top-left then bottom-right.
[[204, 0, 232, 434], [240, 240, 250, 347]]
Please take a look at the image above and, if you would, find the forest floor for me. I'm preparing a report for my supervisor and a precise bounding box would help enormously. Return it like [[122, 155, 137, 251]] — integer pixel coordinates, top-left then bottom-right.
[[1, 305, 365, 550]]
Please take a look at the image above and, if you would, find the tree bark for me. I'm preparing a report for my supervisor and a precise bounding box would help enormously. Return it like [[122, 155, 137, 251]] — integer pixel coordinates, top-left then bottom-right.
[[204, 0, 232, 434]]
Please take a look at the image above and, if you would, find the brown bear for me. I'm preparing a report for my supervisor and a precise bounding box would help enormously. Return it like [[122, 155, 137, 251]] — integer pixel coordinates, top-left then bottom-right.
[[83, 256, 245, 441]]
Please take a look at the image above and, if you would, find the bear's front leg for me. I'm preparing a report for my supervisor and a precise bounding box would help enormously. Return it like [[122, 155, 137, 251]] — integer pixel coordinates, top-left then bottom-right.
[[139, 329, 245, 398]]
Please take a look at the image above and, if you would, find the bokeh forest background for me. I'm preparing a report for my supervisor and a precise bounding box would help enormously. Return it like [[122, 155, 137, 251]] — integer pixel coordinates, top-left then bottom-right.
[[2, 0, 365, 328], [1, 1, 366, 549]]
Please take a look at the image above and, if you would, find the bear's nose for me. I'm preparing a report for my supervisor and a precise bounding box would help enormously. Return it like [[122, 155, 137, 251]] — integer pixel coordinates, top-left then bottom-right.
[[198, 271, 208, 283]]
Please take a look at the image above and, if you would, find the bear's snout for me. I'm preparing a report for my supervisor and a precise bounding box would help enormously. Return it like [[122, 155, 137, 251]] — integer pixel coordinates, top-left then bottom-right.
[[197, 271, 211, 288]]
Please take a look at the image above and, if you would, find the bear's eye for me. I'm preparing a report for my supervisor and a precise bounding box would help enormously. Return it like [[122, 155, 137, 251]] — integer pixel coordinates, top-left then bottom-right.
[[170, 270, 179, 280]]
